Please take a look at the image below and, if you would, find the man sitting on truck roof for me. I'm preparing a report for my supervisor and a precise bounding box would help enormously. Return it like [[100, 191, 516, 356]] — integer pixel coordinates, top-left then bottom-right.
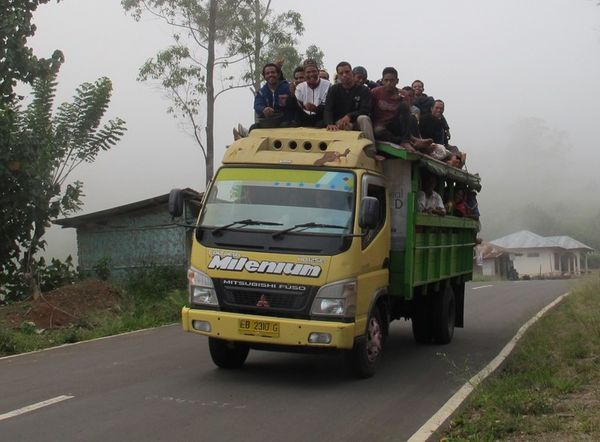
[[352, 66, 379, 90], [324, 61, 375, 144], [420, 99, 449, 145], [370, 67, 435, 154], [294, 60, 331, 127], [420, 100, 466, 166], [252, 63, 298, 129], [372, 67, 418, 151], [289, 66, 305, 96], [417, 173, 446, 216], [400, 86, 421, 120]]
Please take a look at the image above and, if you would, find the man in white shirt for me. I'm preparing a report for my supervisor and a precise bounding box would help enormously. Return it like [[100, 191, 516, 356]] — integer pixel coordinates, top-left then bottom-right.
[[295, 60, 331, 127], [417, 173, 446, 215]]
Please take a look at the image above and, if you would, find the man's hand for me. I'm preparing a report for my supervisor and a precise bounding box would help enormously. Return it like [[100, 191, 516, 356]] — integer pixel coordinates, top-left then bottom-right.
[[327, 124, 339, 131], [263, 107, 275, 118], [304, 103, 318, 112], [336, 115, 351, 129]]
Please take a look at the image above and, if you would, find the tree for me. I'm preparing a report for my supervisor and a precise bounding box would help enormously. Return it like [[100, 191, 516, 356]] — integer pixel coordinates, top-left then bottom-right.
[[0, 67, 126, 301], [122, 0, 323, 183], [123, 0, 247, 184], [0, 0, 63, 104], [227, 1, 324, 94]]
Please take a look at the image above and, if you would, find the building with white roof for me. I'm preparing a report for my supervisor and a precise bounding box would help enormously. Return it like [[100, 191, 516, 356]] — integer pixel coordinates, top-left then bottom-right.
[[488, 230, 593, 278]]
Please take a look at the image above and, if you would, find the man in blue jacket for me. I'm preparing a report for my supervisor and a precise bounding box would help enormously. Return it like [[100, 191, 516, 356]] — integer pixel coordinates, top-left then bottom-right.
[[253, 63, 297, 128]]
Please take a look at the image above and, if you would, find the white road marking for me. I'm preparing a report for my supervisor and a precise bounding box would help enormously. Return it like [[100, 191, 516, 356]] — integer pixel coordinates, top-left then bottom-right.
[[407, 292, 570, 442], [471, 284, 493, 290], [0, 395, 74, 421]]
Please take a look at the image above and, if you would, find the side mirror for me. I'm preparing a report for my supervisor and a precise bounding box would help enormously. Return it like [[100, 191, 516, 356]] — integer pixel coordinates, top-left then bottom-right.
[[168, 189, 184, 217], [359, 196, 380, 229]]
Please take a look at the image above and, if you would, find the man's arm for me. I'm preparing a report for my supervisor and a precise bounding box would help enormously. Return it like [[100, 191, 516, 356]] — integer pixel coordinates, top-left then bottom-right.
[[324, 85, 336, 128], [347, 86, 372, 122], [432, 192, 446, 215], [254, 89, 268, 116]]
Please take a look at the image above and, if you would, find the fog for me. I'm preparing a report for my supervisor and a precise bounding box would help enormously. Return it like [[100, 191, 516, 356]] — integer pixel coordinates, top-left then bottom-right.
[[29, 0, 600, 260]]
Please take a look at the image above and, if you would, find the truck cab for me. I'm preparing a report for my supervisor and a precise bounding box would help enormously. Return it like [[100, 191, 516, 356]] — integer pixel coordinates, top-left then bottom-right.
[[172, 127, 481, 377]]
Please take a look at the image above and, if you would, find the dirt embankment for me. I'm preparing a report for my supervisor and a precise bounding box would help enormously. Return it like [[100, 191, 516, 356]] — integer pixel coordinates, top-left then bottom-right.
[[1, 280, 122, 330]]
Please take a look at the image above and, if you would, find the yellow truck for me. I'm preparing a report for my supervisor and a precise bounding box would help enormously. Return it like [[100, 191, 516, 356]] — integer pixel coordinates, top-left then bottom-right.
[[169, 128, 481, 377]]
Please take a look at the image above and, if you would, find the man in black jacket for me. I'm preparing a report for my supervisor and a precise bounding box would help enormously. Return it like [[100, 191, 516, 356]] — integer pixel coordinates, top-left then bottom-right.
[[419, 99, 448, 145], [324, 61, 375, 144]]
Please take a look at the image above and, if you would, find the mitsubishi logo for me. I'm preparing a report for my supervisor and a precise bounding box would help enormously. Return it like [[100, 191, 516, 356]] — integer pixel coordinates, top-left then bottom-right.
[[256, 294, 270, 308]]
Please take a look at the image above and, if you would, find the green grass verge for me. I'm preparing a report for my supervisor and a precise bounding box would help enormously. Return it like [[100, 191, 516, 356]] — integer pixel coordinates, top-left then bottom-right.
[[0, 289, 187, 357], [442, 275, 600, 441]]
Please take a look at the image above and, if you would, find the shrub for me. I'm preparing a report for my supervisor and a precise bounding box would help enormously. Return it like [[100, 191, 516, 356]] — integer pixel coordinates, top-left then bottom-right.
[[93, 257, 112, 280], [37, 256, 79, 292], [124, 265, 187, 300], [586, 253, 600, 269]]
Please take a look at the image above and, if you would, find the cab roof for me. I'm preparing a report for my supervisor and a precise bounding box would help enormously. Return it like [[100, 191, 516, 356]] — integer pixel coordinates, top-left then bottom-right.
[[223, 127, 481, 191], [223, 128, 382, 172]]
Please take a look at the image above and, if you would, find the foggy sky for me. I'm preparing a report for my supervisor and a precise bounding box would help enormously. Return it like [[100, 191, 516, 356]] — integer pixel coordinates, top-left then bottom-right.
[[29, 0, 600, 260]]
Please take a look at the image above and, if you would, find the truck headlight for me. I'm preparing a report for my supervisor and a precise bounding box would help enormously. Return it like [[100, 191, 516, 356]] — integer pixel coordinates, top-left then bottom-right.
[[188, 267, 218, 306], [310, 279, 357, 318]]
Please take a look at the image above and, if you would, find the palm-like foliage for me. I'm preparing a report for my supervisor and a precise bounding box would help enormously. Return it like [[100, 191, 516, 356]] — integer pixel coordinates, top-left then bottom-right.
[[0, 69, 126, 301]]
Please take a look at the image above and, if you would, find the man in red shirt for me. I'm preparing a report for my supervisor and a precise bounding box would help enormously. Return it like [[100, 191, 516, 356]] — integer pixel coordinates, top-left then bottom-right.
[[371, 67, 431, 152]]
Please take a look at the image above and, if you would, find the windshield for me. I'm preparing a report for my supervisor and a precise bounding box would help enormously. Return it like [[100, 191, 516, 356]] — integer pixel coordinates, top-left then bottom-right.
[[200, 168, 356, 235]]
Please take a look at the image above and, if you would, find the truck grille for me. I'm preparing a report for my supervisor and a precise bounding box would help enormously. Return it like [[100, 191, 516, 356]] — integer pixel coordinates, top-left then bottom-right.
[[213, 279, 317, 318]]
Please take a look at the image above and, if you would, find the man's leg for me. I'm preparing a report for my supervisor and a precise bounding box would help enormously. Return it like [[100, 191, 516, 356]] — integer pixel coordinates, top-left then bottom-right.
[[356, 116, 385, 160], [356, 115, 375, 143], [374, 125, 399, 143]]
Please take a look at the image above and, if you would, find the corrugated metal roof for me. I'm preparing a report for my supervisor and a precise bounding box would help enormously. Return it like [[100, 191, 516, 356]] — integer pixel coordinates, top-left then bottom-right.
[[478, 242, 509, 259], [546, 236, 594, 250], [490, 230, 593, 251], [54, 188, 203, 228]]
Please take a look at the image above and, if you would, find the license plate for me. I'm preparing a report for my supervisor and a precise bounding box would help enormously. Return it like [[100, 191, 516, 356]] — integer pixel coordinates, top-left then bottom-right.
[[238, 319, 280, 338]]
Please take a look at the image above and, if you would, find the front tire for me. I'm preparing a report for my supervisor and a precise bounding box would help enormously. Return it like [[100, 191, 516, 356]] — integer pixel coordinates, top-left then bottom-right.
[[346, 307, 384, 378], [208, 338, 250, 369]]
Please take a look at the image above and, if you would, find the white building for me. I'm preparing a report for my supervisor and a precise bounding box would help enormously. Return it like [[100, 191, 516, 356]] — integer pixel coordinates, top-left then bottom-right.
[[489, 230, 593, 278], [475, 242, 514, 278]]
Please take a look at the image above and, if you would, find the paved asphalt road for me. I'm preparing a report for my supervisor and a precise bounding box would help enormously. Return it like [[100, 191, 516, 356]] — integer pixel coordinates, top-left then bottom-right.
[[0, 280, 571, 442]]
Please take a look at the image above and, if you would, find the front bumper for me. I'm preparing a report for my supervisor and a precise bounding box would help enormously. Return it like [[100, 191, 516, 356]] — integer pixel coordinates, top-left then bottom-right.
[[181, 307, 356, 349]]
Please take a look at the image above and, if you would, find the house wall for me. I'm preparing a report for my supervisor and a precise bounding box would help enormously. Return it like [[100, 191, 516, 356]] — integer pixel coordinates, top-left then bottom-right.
[[509, 248, 556, 277], [482, 260, 495, 276], [76, 204, 191, 279]]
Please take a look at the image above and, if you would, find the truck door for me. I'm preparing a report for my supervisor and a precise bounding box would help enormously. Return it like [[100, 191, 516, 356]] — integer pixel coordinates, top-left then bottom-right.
[[355, 174, 390, 328]]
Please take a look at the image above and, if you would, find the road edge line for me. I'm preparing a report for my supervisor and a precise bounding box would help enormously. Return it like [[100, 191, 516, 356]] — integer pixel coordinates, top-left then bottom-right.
[[0, 395, 74, 421], [407, 291, 571, 442], [0, 323, 178, 361]]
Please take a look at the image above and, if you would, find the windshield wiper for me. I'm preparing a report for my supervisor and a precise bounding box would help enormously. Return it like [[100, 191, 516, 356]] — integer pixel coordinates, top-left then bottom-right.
[[272, 222, 347, 239], [211, 219, 283, 236]]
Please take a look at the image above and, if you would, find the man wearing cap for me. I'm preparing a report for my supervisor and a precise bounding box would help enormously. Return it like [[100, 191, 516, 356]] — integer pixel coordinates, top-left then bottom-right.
[[353, 66, 379, 89], [295, 60, 331, 127], [324, 61, 375, 146]]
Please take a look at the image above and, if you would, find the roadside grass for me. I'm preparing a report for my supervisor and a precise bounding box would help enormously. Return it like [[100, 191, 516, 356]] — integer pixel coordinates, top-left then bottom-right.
[[0, 268, 188, 357], [442, 275, 600, 441]]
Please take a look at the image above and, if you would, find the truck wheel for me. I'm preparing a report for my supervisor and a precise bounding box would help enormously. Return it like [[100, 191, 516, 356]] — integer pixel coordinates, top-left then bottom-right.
[[208, 338, 250, 369], [412, 293, 432, 344], [432, 285, 456, 345], [346, 307, 384, 378]]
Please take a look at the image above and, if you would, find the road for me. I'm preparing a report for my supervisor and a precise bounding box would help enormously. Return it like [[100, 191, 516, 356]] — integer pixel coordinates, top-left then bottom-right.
[[0, 280, 571, 441]]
